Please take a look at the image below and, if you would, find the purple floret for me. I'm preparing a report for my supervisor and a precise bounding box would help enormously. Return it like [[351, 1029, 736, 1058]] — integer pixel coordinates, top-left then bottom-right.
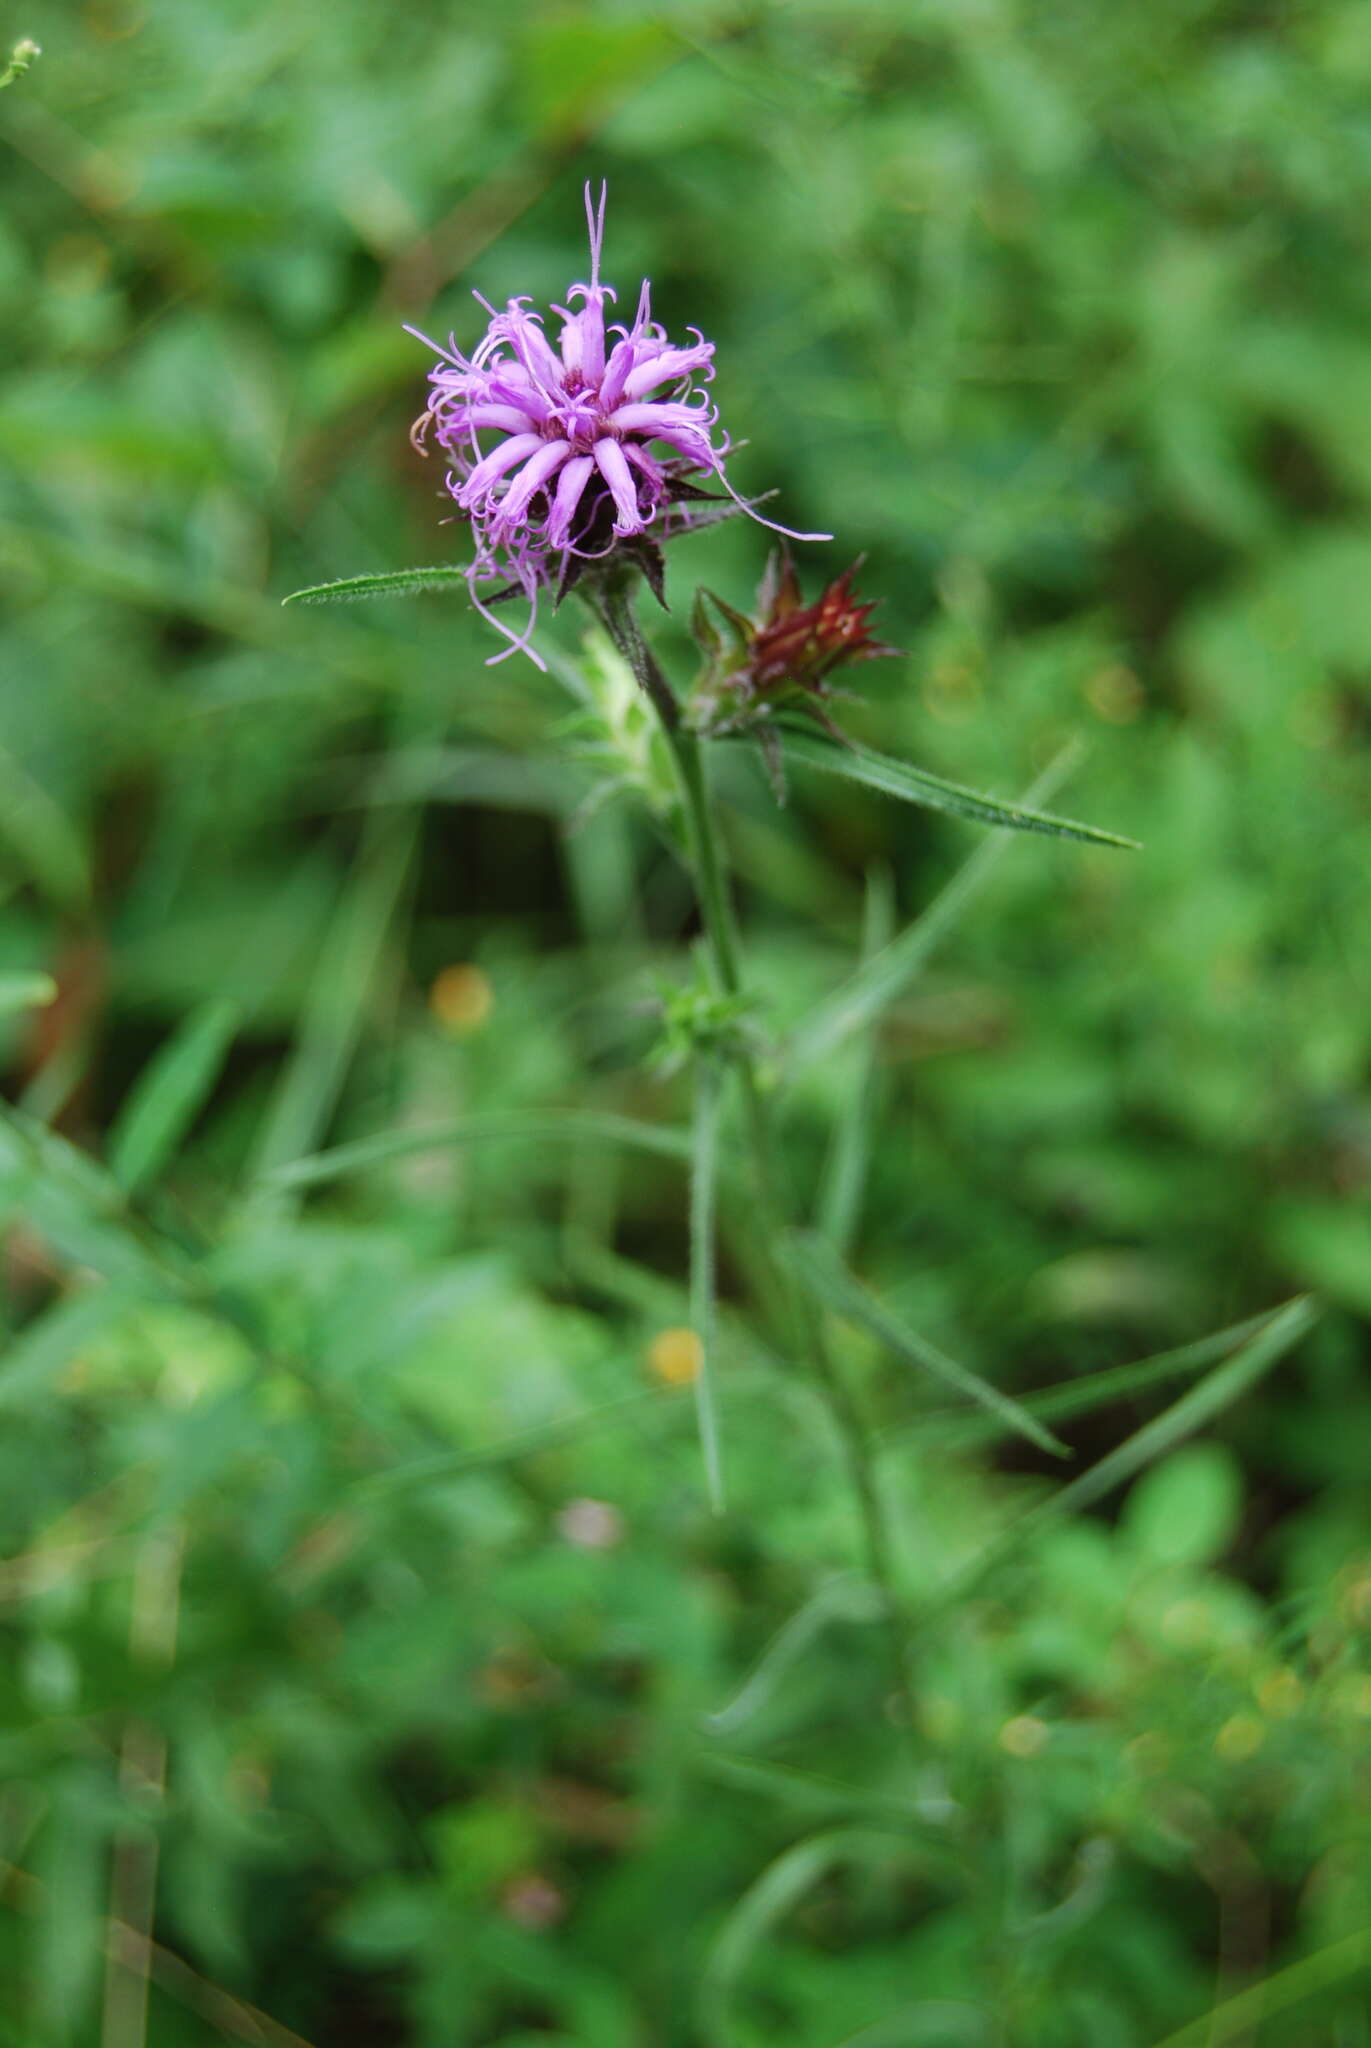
[[409, 183, 828, 668]]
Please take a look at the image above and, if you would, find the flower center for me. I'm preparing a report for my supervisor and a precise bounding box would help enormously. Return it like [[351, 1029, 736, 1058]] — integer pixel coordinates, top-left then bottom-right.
[[550, 391, 604, 451]]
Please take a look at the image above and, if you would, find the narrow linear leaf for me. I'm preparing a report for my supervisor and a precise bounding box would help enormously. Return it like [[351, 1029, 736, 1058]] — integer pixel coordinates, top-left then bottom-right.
[[703, 1575, 884, 1737], [248, 820, 416, 1199], [690, 1063, 725, 1511], [358, 1385, 674, 1498], [921, 1296, 1317, 1624], [0, 1108, 172, 1290], [777, 727, 1138, 848], [266, 1109, 697, 1189], [701, 1829, 935, 2048], [787, 743, 1084, 1076], [109, 998, 239, 1195], [0, 747, 91, 913], [790, 1231, 1069, 1458], [888, 1306, 1286, 1451], [1149, 1923, 1371, 2048], [831, 2002, 993, 2048], [0, 1285, 133, 1412], [282, 567, 470, 607], [815, 864, 894, 1255], [0, 971, 57, 1017]]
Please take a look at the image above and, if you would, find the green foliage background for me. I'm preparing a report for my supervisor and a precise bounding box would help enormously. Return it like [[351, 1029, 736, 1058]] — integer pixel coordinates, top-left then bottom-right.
[[3, 1, 1371, 2042]]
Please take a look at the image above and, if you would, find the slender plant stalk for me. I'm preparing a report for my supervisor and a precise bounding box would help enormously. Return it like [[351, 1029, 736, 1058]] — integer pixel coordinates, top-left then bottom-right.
[[586, 576, 919, 1732]]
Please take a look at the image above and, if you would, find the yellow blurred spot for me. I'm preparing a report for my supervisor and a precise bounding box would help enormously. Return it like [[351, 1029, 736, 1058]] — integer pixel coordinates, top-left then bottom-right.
[[1257, 1668, 1304, 1719], [430, 964, 494, 1035], [999, 1715, 1049, 1758], [1215, 1713, 1265, 1762], [648, 1327, 701, 1386], [1084, 663, 1144, 724]]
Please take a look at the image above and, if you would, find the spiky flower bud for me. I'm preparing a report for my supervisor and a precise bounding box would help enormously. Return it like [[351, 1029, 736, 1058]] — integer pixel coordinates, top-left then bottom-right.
[[690, 549, 900, 742]]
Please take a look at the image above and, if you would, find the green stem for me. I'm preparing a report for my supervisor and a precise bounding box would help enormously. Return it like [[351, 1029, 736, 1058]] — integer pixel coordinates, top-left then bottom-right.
[[586, 575, 918, 1736]]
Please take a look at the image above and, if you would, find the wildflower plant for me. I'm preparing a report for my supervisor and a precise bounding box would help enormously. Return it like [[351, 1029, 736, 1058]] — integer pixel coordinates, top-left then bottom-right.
[[285, 184, 1312, 1738]]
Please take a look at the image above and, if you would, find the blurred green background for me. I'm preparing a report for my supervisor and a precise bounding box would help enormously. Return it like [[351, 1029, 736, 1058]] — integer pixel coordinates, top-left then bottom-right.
[[4, 1, 1371, 2043]]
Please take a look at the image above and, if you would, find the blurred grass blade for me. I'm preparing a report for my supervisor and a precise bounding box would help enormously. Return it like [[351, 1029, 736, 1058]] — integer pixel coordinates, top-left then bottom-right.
[[358, 1384, 674, 1498], [1150, 1923, 1371, 2048], [832, 2004, 993, 2047], [266, 1109, 695, 1190], [0, 746, 91, 913], [109, 999, 239, 1196], [923, 1296, 1317, 1620], [890, 1306, 1287, 1451], [0, 970, 57, 1016], [815, 865, 894, 1256], [790, 1230, 1069, 1457], [786, 744, 1083, 1077], [248, 820, 415, 1198], [701, 1829, 932, 2048], [704, 1575, 884, 1737], [777, 727, 1138, 848], [1015, 1295, 1315, 1523], [282, 568, 470, 606], [0, 1286, 132, 1412], [690, 1063, 725, 1511], [0, 1109, 170, 1289]]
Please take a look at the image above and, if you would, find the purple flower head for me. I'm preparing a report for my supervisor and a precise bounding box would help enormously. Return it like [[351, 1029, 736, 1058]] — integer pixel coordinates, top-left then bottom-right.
[[409, 184, 830, 669]]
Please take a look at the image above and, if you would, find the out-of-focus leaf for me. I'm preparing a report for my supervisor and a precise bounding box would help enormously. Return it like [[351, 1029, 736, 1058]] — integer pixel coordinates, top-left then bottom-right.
[[265, 1110, 696, 1189], [109, 998, 239, 1195], [1121, 1441, 1244, 1567], [0, 970, 56, 1015]]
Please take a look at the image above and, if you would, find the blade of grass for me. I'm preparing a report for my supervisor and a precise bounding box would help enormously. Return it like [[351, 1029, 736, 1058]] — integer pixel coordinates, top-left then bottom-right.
[[815, 864, 894, 1257], [247, 818, 415, 1202], [882, 1305, 1288, 1452], [701, 1828, 939, 2048], [1149, 1923, 1371, 2048], [703, 1575, 885, 1737], [0, 744, 91, 914], [691, 1061, 725, 1511], [0, 1286, 135, 1412], [776, 726, 1138, 848], [919, 1296, 1317, 1624], [265, 1109, 696, 1190], [109, 998, 239, 1196], [356, 1383, 678, 1498], [786, 742, 1084, 1078], [790, 1230, 1069, 1458]]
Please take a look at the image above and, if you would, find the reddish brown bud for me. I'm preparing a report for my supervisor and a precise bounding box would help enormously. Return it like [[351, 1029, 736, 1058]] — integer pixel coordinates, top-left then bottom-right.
[[690, 548, 900, 740]]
